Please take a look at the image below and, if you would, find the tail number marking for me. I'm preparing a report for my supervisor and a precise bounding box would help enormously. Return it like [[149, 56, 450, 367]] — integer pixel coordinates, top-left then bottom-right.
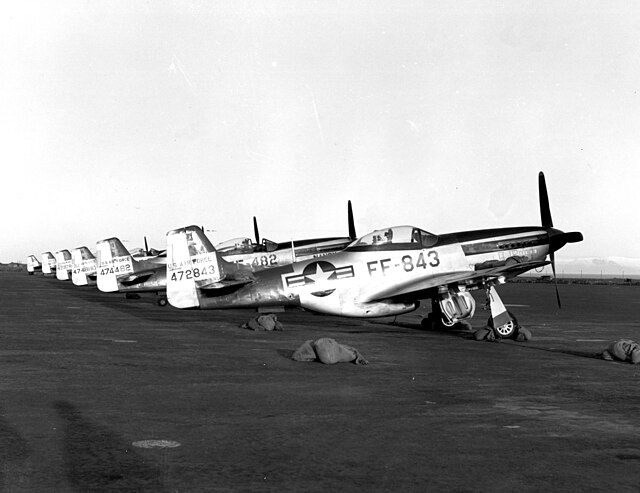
[[99, 264, 132, 275], [170, 265, 216, 281], [251, 254, 277, 268], [367, 251, 440, 276]]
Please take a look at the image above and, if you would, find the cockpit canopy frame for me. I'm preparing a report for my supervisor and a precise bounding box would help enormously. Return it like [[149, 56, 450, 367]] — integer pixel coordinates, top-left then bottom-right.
[[349, 225, 438, 250]]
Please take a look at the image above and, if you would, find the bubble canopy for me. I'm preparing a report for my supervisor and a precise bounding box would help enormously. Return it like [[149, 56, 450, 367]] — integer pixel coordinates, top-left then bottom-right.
[[215, 237, 254, 254], [215, 237, 279, 255], [349, 226, 439, 249]]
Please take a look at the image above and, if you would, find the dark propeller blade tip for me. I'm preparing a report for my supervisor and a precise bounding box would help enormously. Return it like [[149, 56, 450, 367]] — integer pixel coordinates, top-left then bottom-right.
[[539, 171, 553, 228], [253, 216, 260, 244], [347, 200, 356, 239]]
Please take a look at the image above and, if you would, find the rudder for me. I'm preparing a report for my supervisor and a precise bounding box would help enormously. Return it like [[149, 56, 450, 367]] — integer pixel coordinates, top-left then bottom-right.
[[166, 225, 223, 308], [42, 252, 56, 275], [27, 255, 41, 273], [96, 238, 134, 292], [71, 247, 97, 286], [55, 250, 72, 281]]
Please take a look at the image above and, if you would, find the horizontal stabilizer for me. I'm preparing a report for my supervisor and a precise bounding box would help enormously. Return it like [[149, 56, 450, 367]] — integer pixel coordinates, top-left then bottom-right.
[[118, 269, 157, 285], [199, 278, 254, 291]]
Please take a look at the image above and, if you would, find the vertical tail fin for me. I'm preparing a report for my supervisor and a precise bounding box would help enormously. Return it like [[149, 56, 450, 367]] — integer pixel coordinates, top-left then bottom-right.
[[55, 250, 73, 281], [71, 247, 97, 286], [42, 252, 56, 274], [71, 248, 86, 285], [27, 255, 41, 273], [96, 238, 135, 292], [166, 225, 223, 308]]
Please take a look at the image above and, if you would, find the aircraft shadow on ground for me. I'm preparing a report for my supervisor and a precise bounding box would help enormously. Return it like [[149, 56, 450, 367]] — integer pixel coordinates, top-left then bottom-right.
[[0, 407, 31, 490], [53, 400, 168, 493], [367, 319, 476, 339], [374, 321, 615, 361], [529, 346, 605, 360], [51, 282, 612, 358]]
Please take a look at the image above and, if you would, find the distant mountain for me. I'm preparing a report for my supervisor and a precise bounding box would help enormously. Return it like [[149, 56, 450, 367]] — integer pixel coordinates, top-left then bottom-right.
[[553, 257, 640, 277]]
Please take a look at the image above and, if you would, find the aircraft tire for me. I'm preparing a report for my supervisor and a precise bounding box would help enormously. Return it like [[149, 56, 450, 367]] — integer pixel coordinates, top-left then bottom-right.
[[157, 297, 168, 307], [487, 311, 519, 339]]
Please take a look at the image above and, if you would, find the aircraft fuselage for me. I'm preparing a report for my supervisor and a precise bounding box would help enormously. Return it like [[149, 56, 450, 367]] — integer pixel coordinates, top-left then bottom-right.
[[190, 225, 554, 317]]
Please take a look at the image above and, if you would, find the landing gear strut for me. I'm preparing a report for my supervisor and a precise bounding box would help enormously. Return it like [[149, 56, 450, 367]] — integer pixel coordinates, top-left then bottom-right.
[[421, 291, 476, 331]]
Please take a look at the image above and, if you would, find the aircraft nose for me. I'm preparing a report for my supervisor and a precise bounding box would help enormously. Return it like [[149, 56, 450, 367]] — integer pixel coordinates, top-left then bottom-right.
[[548, 228, 583, 253]]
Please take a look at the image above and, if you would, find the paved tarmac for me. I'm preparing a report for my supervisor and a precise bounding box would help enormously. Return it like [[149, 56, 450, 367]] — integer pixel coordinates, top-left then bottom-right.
[[1, 272, 639, 492]]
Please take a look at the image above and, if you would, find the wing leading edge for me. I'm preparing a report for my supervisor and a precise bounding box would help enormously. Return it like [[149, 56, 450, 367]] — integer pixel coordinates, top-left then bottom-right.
[[361, 259, 550, 303]]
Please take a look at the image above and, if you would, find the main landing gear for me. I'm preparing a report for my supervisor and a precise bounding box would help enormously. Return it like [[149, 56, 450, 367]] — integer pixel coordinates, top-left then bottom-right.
[[421, 285, 520, 339], [123, 292, 168, 307], [421, 290, 476, 332]]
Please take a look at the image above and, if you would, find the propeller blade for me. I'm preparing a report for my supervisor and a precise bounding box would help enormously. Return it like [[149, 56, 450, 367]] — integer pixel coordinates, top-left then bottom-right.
[[347, 200, 356, 240], [539, 171, 553, 228], [550, 251, 562, 309], [253, 216, 260, 245], [144, 236, 149, 256]]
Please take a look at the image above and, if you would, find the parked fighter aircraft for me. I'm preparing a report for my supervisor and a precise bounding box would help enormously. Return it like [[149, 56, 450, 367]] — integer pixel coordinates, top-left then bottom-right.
[[96, 237, 168, 305], [165, 172, 582, 338], [93, 204, 357, 305], [41, 252, 56, 275], [55, 250, 73, 281], [216, 201, 357, 269], [26, 255, 42, 275], [71, 247, 97, 286]]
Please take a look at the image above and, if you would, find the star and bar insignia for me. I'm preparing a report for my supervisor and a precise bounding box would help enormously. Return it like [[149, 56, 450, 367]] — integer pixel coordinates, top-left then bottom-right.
[[284, 261, 354, 288]]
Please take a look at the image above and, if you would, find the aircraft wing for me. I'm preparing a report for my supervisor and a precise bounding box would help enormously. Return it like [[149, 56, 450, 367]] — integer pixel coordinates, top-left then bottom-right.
[[362, 259, 550, 302], [361, 271, 476, 302]]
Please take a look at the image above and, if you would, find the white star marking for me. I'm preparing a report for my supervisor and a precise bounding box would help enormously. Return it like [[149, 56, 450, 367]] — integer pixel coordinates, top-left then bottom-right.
[[305, 264, 335, 284]]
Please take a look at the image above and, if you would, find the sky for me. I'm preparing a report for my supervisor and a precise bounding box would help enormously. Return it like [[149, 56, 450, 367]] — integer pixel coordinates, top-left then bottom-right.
[[2, 1, 640, 271]]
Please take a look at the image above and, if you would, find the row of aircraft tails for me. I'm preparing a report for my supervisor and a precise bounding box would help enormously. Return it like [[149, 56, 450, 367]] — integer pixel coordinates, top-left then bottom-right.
[[26, 173, 583, 339]]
